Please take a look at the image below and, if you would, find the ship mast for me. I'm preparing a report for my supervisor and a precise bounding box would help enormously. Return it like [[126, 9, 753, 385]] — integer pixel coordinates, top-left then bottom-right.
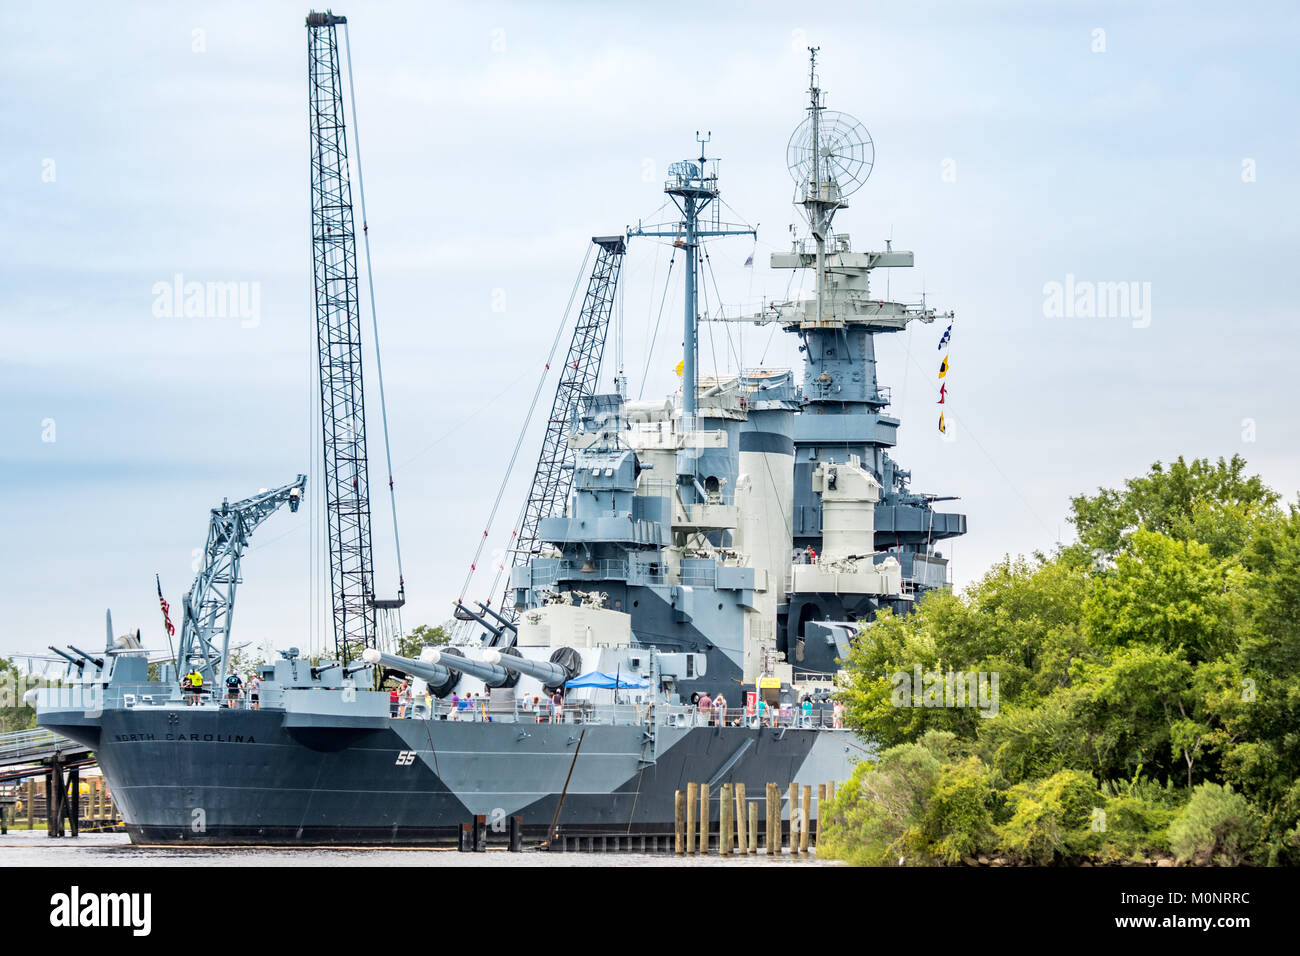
[[628, 136, 754, 425], [800, 47, 844, 328]]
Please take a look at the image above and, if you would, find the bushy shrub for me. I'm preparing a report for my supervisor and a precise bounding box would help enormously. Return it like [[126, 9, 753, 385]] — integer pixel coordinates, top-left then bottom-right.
[[817, 744, 941, 866], [996, 769, 1102, 864], [1169, 782, 1258, 865], [979, 690, 1090, 785], [1098, 796, 1177, 859], [911, 756, 996, 863]]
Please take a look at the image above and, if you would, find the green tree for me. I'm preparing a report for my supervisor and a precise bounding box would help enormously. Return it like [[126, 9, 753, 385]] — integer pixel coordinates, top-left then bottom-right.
[[1069, 455, 1279, 560], [397, 623, 451, 659], [1083, 529, 1243, 664], [823, 454, 1295, 865], [1, 657, 38, 733]]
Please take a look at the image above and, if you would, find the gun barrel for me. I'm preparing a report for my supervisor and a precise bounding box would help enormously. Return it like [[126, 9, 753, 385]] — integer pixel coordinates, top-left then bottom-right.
[[483, 649, 570, 687], [475, 601, 518, 633], [452, 602, 505, 641], [48, 646, 85, 669], [67, 645, 105, 668], [361, 648, 451, 688], [427, 649, 510, 687]]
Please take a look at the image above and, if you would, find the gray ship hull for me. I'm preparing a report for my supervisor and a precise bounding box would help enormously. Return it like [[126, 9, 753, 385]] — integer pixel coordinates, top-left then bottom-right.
[[43, 706, 861, 845]]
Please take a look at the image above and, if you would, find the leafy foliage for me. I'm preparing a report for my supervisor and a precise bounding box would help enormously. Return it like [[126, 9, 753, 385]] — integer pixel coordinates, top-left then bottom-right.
[[821, 455, 1297, 866], [1, 656, 38, 733], [397, 623, 450, 659], [1168, 783, 1258, 865]]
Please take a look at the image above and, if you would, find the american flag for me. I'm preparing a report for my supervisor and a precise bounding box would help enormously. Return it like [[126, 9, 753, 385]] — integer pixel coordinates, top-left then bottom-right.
[[156, 574, 175, 637]]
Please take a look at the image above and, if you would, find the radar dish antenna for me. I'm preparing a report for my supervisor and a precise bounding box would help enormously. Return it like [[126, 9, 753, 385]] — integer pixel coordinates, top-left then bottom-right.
[[786, 110, 874, 198]]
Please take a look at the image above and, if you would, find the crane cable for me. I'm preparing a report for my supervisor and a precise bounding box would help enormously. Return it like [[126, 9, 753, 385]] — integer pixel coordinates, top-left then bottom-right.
[[343, 24, 406, 637], [456, 243, 596, 608], [637, 250, 677, 398]]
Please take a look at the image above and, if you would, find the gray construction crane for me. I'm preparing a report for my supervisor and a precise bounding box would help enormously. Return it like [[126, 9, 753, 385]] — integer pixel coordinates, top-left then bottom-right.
[[489, 237, 627, 634], [176, 476, 306, 686], [307, 10, 405, 663]]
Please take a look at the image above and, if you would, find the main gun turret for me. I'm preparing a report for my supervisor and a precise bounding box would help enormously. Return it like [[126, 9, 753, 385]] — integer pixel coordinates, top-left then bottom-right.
[[483, 647, 581, 693]]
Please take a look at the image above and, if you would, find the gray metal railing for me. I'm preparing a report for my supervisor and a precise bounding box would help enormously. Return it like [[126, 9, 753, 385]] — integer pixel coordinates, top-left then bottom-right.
[[0, 728, 64, 761]]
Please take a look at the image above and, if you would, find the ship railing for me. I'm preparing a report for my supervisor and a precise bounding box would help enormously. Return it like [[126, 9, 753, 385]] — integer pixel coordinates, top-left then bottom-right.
[[557, 558, 630, 580], [663, 706, 840, 731], [388, 699, 846, 730], [794, 670, 839, 686], [413, 698, 652, 726], [131, 691, 269, 710], [628, 561, 667, 585], [678, 565, 717, 587], [637, 477, 677, 498]]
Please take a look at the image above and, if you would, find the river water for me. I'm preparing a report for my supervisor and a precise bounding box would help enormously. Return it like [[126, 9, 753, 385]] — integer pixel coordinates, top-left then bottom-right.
[[1, 830, 834, 867]]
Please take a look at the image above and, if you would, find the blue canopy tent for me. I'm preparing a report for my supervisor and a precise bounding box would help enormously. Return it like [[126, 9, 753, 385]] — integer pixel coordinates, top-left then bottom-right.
[[565, 671, 650, 690]]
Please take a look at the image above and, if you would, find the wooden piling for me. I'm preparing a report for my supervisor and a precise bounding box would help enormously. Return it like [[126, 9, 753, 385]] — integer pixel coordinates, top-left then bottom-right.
[[788, 783, 799, 854], [674, 790, 685, 855], [698, 783, 710, 854], [800, 784, 811, 854], [48, 764, 63, 838], [765, 783, 779, 856], [720, 783, 733, 855], [686, 782, 698, 855], [748, 802, 758, 854], [816, 783, 826, 847], [735, 783, 747, 855], [69, 768, 80, 838], [26, 780, 35, 829]]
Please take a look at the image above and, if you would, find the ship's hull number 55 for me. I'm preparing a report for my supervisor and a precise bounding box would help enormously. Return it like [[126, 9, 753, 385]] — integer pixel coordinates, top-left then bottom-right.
[[395, 750, 418, 766]]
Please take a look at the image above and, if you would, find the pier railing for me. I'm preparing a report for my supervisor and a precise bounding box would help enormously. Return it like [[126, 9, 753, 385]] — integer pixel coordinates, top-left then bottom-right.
[[0, 729, 63, 763]]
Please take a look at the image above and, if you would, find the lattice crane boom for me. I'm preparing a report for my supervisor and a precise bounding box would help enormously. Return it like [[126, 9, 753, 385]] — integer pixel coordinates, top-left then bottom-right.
[[307, 10, 377, 663], [496, 236, 627, 628], [177, 475, 306, 686]]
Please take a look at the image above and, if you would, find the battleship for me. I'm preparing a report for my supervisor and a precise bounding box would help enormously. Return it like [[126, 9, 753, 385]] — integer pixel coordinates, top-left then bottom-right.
[[35, 18, 965, 846]]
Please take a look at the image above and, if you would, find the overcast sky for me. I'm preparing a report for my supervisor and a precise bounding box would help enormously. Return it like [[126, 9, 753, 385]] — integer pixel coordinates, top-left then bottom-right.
[[2, 1, 1297, 663]]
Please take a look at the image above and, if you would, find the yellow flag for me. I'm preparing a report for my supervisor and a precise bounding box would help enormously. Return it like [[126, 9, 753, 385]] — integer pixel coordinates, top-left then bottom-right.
[[938, 355, 949, 379], [674, 360, 684, 377], [939, 412, 946, 434]]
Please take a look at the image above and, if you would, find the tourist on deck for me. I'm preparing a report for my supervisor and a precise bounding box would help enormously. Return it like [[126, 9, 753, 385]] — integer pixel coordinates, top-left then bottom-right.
[[550, 688, 564, 724], [697, 692, 712, 726], [225, 671, 243, 707], [713, 693, 727, 726], [184, 668, 204, 705], [249, 674, 260, 711], [389, 685, 400, 717], [832, 699, 843, 729]]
